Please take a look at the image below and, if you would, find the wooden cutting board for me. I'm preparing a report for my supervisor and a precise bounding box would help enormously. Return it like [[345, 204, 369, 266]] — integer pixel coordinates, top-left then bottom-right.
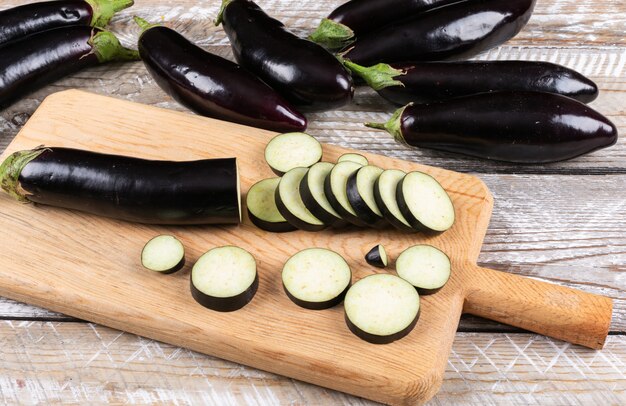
[[0, 90, 613, 405]]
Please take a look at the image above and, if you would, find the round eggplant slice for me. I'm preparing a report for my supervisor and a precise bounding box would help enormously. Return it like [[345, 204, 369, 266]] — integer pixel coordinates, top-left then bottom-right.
[[247, 178, 296, 233], [299, 162, 344, 225], [337, 153, 368, 166], [346, 165, 386, 227], [324, 161, 368, 227], [365, 244, 387, 268], [282, 248, 351, 310], [141, 235, 185, 274], [373, 169, 414, 232], [344, 274, 420, 344], [275, 167, 326, 231], [265, 132, 323, 176], [396, 245, 451, 295], [397, 171, 455, 233], [190, 246, 258, 312]]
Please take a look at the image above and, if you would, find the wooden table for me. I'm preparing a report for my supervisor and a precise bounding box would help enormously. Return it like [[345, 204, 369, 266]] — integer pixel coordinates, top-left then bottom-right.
[[0, 0, 624, 404]]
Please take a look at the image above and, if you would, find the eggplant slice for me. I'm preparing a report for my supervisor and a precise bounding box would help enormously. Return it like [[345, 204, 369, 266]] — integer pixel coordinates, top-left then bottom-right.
[[324, 160, 367, 226], [337, 153, 368, 166], [141, 235, 185, 274], [265, 132, 322, 176], [397, 171, 455, 233], [191, 246, 258, 312], [247, 178, 296, 232], [275, 167, 326, 231], [346, 165, 386, 227], [299, 162, 344, 225], [344, 274, 420, 344], [373, 169, 414, 232], [365, 244, 387, 268], [396, 245, 451, 294], [282, 248, 352, 310]]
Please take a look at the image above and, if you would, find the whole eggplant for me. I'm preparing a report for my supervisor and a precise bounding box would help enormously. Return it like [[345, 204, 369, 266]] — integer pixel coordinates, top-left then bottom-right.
[[345, 60, 599, 105], [310, 0, 466, 50], [343, 0, 537, 65], [366, 91, 617, 163], [0, 147, 241, 225], [216, 0, 354, 112], [135, 18, 306, 133], [0, 0, 133, 47], [0, 26, 138, 109]]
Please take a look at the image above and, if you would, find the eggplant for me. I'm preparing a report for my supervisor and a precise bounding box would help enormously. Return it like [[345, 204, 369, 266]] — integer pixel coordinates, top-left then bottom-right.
[[141, 235, 186, 274], [275, 167, 326, 231], [0, 147, 241, 225], [135, 19, 306, 133], [365, 244, 387, 268], [366, 91, 618, 163], [372, 169, 414, 232], [309, 0, 465, 50], [0, 26, 138, 109], [247, 178, 296, 233], [216, 0, 354, 112], [0, 0, 134, 47], [345, 60, 599, 105], [264, 132, 322, 176], [396, 245, 451, 295], [346, 165, 386, 227], [337, 153, 368, 166], [299, 162, 344, 226], [342, 0, 537, 65]]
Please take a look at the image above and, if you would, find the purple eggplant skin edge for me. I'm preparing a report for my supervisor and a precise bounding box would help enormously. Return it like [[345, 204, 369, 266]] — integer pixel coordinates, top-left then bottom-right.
[[145, 257, 186, 275], [342, 0, 537, 65], [283, 282, 350, 310], [372, 176, 416, 233], [345, 60, 599, 105], [191, 273, 259, 312], [0, 147, 241, 225], [367, 91, 618, 164], [0, 0, 134, 47], [395, 175, 450, 234], [247, 208, 297, 233], [346, 169, 387, 228], [0, 26, 138, 110], [299, 169, 344, 226], [135, 18, 307, 133], [217, 0, 354, 112], [365, 245, 386, 269], [323, 170, 369, 228], [274, 183, 327, 232], [345, 308, 421, 344]]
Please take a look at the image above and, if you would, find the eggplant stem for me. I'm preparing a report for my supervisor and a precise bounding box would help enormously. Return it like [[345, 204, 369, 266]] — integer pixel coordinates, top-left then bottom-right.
[[133, 16, 160, 32], [90, 30, 140, 62], [365, 105, 409, 143], [343, 60, 405, 91], [87, 0, 134, 28], [309, 19, 355, 50], [215, 0, 234, 26], [0, 147, 48, 203]]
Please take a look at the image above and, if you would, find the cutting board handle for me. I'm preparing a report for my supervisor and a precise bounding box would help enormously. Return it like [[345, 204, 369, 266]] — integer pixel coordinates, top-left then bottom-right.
[[463, 266, 612, 349]]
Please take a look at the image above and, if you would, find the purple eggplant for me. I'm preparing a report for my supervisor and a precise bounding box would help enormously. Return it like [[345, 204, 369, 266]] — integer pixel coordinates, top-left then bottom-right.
[[366, 91, 618, 163], [343, 0, 537, 65], [310, 0, 466, 50], [0, 0, 133, 47], [0, 26, 138, 109], [135, 18, 306, 133], [344, 60, 599, 105], [216, 0, 354, 112]]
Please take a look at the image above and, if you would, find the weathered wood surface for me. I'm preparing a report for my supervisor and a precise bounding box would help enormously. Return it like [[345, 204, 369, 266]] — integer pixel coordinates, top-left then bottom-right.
[[0, 0, 624, 404]]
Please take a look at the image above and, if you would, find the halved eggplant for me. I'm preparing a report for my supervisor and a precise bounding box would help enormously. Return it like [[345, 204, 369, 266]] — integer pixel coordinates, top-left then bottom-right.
[[346, 165, 386, 227], [396, 171, 455, 233], [396, 245, 451, 295], [365, 244, 387, 268], [373, 169, 414, 232], [141, 235, 185, 274], [264, 132, 323, 176], [299, 162, 344, 225], [337, 153, 368, 166], [190, 246, 258, 312], [275, 167, 326, 231], [344, 274, 420, 344], [324, 161, 367, 227], [282, 248, 351, 310], [247, 178, 296, 233]]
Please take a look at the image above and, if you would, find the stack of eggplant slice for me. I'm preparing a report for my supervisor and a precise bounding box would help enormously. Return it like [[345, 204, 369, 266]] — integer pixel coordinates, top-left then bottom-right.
[[0, 0, 138, 110]]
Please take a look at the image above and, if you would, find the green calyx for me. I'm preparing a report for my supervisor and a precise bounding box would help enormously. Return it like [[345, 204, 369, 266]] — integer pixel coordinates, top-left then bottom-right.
[[87, 0, 135, 28], [309, 18, 355, 50], [133, 16, 160, 33], [215, 0, 235, 26], [0, 147, 47, 203], [343, 59, 405, 91], [90, 30, 140, 63], [365, 105, 410, 143]]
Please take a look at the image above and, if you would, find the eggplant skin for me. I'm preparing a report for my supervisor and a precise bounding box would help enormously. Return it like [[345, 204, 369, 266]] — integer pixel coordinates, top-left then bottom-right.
[[380, 61, 599, 105], [343, 0, 537, 65], [283, 283, 349, 310], [398, 92, 618, 163], [7, 148, 240, 225], [345, 309, 420, 344], [191, 273, 258, 312], [138, 25, 307, 133], [220, 0, 354, 112]]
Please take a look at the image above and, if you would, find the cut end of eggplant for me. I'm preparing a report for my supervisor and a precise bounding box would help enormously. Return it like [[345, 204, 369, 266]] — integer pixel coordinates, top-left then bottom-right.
[[337, 153, 368, 166], [373, 169, 414, 232], [247, 178, 296, 232], [344, 274, 420, 344], [276, 167, 326, 231], [265, 132, 322, 176], [397, 171, 455, 233], [346, 165, 385, 226], [299, 162, 343, 225], [191, 246, 258, 312], [365, 244, 387, 268], [141, 235, 185, 274], [282, 248, 351, 310], [396, 245, 451, 295]]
